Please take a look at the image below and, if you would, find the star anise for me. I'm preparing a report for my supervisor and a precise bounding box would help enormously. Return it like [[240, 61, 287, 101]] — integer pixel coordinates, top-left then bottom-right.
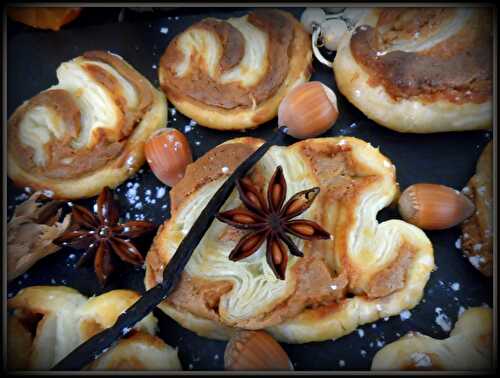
[[216, 166, 331, 280], [57, 187, 157, 285]]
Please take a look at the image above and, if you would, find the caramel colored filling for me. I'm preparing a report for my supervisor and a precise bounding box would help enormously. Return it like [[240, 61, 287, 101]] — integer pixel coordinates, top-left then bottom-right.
[[350, 8, 492, 104], [366, 245, 414, 298], [170, 142, 257, 212], [151, 140, 414, 329], [8, 51, 154, 179], [160, 10, 295, 109]]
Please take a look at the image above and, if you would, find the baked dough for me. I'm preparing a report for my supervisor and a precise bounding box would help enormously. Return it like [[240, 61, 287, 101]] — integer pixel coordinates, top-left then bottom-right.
[[159, 9, 312, 130], [460, 141, 493, 276], [371, 307, 492, 370], [145, 136, 434, 343], [7, 286, 182, 371], [333, 8, 492, 133], [8, 51, 167, 199]]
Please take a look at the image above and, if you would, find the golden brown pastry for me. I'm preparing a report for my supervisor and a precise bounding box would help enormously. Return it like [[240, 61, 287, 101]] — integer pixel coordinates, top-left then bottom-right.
[[460, 141, 493, 276], [371, 307, 492, 370], [159, 9, 312, 130], [145, 136, 434, 343], [7, 286, 182, 371], [8, 51, 167, 199], [333, 8, 492, 133]]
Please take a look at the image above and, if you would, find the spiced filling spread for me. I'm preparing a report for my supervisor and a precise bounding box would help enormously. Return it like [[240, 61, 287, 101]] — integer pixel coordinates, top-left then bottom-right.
[[160, 10, 296, 109], [148, 140, 416, 329], [8, 51, 155, 179], [350, 8, 492, 104]]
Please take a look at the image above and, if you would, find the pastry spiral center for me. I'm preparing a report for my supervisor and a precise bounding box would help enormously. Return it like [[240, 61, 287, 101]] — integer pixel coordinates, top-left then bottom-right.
[[160, 10, 295, 110]]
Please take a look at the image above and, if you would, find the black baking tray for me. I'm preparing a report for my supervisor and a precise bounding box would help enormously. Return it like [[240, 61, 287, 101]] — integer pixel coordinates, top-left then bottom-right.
[[6, 7, 494, 371]]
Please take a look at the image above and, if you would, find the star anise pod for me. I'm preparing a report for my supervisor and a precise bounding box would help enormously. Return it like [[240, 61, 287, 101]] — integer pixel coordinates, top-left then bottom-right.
[[216, 166, 331, 280], [57, 187, 157, 285]]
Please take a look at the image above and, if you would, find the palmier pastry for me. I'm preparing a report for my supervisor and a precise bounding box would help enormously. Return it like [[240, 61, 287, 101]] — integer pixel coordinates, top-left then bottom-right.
[[333, 8, 492, 133], [8, 51, 167, 199], [460, 141, 493, 276], [371, 307, 492, 370], [159, 10, 312, 130], [145, 136, 434, 343], [7, 286, 182, 371]]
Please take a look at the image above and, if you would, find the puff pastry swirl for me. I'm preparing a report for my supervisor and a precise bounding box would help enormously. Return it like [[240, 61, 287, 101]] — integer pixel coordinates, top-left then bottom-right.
[[333, 8, 492, 133], [159, 9, 312, 130], [145, 137, 434, 343], [8, 51, 167, 199], [7, 286, 182, 371]]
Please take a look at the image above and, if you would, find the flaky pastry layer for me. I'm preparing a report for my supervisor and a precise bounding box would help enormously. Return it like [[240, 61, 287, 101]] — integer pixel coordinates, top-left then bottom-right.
[[8, 51, 167, 199], [333, 8, 492, 133], [159, 10, 312, 130]]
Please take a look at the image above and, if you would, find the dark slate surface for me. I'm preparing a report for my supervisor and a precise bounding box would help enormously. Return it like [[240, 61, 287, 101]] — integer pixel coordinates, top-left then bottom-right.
[[6, 7, 493, 371]]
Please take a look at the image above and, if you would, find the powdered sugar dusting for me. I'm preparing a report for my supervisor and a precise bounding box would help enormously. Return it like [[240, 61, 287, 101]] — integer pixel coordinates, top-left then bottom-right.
[[469, 255, 485, 269], [400, 309, 412, 321], [458, 306, 466, 317], [156, 186, 167, 199], [410, 352, 432, 368], [125, 182, 141, 205], [434, 307, 452, 332]]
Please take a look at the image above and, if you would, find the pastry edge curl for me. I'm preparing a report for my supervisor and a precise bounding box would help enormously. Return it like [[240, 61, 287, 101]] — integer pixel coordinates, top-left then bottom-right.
[[7, 87, 167, 200], [371, 307, 492, 370], [267, 222, 433, 343], [153, 220, 433, 344], [159, 13, 312, 131], [332, 10, 491, 134]]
